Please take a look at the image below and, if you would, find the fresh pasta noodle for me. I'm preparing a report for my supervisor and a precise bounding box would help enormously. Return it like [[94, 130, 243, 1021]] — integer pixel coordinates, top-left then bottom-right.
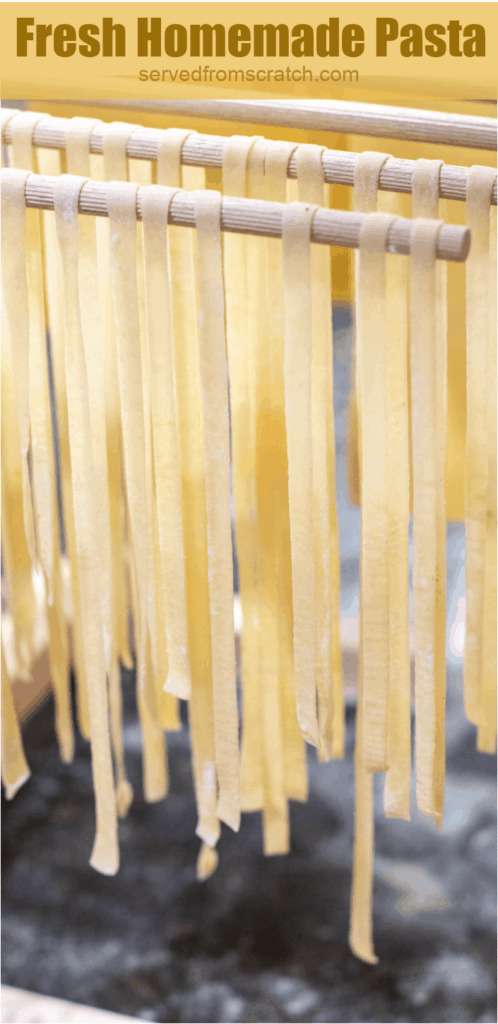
[[352, 210, 397, 964], [10, 120, 55, 598], [101, 125, 135, 678], [479, 201, 497, 755], [411, 160, 448, 827], [465, 167, 497, 752], [1, 638, 31, 801], [53, 174, 119, 875], [65, 118, 133, 812], [1, 114, 495, 971], [36, 133, 92, 743], [1, 165, 36, 562], [1, 311, 37, 681], [157, 130, 219, 872], [249, 138, 289, 854], [2, 154, 74, 764], [353, 153, 391, 775], [262, 142, 309, 808], [410, 214, 447, 829], [194, 189, 240, 834], [142, 184, 191, 706], [222, 135, 265, 819], [296, 143, 343, 764], [282, 200, 319, 750], [380, 190, 411, 823], [106, 179, 169, 805]]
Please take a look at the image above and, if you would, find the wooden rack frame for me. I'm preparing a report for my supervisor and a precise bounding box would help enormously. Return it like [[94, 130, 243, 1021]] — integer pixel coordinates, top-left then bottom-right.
[[11, 172, 470, 262], [2, 111, 496, 205], [42, 97, 498, 151]]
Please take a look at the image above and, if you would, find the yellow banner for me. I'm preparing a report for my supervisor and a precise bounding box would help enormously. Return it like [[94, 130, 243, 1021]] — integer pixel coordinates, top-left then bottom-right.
[[1, 3, 497, 103]]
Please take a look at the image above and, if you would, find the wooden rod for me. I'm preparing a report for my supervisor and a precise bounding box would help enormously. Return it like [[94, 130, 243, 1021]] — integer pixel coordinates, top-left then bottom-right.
[[41, 97, 498, 152], [3, 111, 496, 205], [3, 170, 470, 262]]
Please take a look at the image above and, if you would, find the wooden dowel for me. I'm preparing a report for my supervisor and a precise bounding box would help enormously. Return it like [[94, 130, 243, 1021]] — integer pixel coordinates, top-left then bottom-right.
[[3, 112, 496, 204], [3, 171, 470, 262], [38, 97, 497, 151]]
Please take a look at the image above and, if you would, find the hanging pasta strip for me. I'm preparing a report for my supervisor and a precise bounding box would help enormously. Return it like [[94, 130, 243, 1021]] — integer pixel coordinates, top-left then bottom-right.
[[157, 131, 219, 868], [1, 312, 37, 678], [3, 162, 73, 762], [350, 211, 396, 965], [34, 139, 78, 764], [131, 561, 168, 804], [478, 201, 497, 754], [10, 118, 55, 596], [263, 141, 308, 806], [150, 460, 181, 732], [1, 639, 31, 801], [105, 175, 149, 670], [9, 122, 76, 766], [54, 175, 118, 874], [349, 634, 378, 965], [353, 153, 391, 774], [142, 185, 192, 701], [410, 215, 446, 827], [124, 471, 167, 805], [464, 167, 497, 737], [1, 167, 36, 562], [248, 138, 290, 853], [194, 189, 240, 833], [127, 151, 164, 693], [65, 120, 113, 666], [102, 125, 134, 673], [412, 160, 447, 824], [106, 179, 169, 801], [222, 135, 263, 816], [296, 143, 344, 763], [147, 133, 187, 732], [23, 128, 90, 740], [282, 201, 319, 750], [378, 187, 411, 820], [66, 120, 132, 813]]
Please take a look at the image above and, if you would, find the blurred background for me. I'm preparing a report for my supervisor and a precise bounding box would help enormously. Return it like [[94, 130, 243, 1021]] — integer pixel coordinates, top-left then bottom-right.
[[2, 287, 496, 1023]]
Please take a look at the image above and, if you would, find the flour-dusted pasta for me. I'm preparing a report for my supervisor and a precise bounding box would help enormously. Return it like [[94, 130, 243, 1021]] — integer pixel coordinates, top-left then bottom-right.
[[411, 161, 448, 828], [282, 200, 320, 750], [353, 154, 391, 775], [262, 142, 309, 809], [465, 167, 497, 754], [296, 143, 344, 764], [157, 131, 219, 874], [54, 174, 119, 875], [1, 120, 492, 969], [194, 189, 240, 834], [410, 215, 447, 829], [222, 136, 266, 823], [248, 138, 290, 854], [351, 210, 398, 964], [1, 639, 30, 800], [2, 161, 73, 765]]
